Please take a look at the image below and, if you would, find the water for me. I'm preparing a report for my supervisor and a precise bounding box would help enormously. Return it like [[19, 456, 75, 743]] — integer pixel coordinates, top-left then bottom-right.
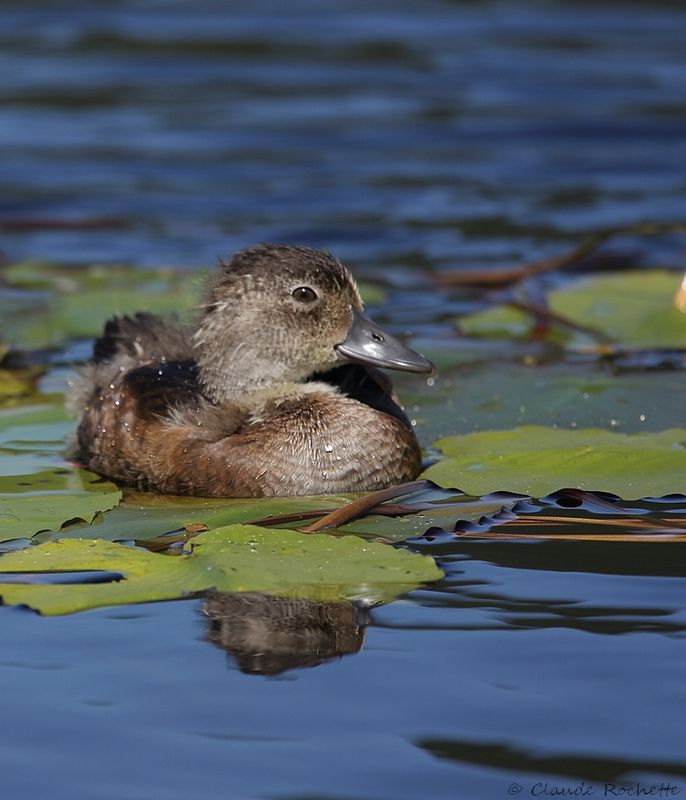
[[2, 1, 685, 269], [1, 1, 686, 798], [2, 547, 684, 798]]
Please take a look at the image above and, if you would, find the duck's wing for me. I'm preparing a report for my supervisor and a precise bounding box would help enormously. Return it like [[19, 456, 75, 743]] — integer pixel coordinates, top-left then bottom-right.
[[73, 356, 206, 463], [120, 359, 204, 420], [92, 312, 193, 365], [71, 313, 204, 464], [69, 311, 195, 417]]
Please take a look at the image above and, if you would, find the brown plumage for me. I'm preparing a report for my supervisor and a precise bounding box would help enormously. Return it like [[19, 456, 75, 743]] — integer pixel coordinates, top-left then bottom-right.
[[71, 244, 434, 497]]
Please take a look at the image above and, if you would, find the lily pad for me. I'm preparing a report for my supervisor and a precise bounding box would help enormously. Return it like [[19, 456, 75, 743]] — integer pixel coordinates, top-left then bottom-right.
[[52, 482, 526, 545], [2, 262, 204, 349], [0, 525, 443, 615], [0, 398, 122, 539], [0, 400, 73, 476], [417, 361, 686, 440], [460, 270, 686, 349], [59, 491, 362, 542], [422, 426, 686, 498], [0, 468, 122, 539], [0, 367, 43, 399]]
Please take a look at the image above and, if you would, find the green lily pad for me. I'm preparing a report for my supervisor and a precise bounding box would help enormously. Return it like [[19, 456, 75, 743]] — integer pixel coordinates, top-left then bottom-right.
[[0, 398, 121, 539], [0, 367, 43, 399], [2, 262, 204, 349], [54, 483, 522, 545], [0, 399, 70, 430], [59, 491, 360, 542], [422, 426, 686, 498], [0, 525, 443, 615], [0, 468, 122, 539], [460, 270, 686, 349], [417, 361, 686, 441], [0, 400, 72, 476]]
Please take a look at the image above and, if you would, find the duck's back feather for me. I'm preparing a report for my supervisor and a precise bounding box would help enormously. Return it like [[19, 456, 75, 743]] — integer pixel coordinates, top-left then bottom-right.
[[92, 312, 192, 365]]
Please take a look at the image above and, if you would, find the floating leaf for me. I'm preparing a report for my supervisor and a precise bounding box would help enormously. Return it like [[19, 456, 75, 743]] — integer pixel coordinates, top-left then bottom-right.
[[425, 360, 686, 438], [0, 400, 72, 477], [0, 469, 122, 539], [423, 426, 686, 498], [54, 481, 524, 545], [0, 367, 43, 399], [2, 263, 204, 348], [0, 525, 443, 615], [60, 491, 360, 542], [0, 399, 121, 539], [460, 270, 686, 349]]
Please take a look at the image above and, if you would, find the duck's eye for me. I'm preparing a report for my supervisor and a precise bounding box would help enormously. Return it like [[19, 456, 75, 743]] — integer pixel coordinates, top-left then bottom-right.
[[292, 286, 318, 303]]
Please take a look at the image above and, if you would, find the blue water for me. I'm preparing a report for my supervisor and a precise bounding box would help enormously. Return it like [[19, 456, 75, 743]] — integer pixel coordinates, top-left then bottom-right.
[[1, 2, 686, 798], [2, 1, 685, 269], [2, 546, 685, 798]]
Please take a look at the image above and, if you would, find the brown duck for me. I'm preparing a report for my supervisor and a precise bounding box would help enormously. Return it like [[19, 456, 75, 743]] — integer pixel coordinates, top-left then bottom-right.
[[71, 244, 434, 497]]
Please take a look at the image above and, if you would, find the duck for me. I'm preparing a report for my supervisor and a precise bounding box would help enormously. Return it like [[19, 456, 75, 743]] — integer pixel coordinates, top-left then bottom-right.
[[71, 244, 434, 497]]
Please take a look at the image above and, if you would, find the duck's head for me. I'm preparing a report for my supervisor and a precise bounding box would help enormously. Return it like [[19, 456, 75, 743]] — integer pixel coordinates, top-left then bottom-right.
[[194, 244, 434, 401]]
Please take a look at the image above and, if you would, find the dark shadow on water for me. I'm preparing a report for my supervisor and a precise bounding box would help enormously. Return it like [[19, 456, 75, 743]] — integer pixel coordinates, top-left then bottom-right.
[[417, 738, 686, 783], [201, 592, 367, 676], [425, 539, 686, 579]]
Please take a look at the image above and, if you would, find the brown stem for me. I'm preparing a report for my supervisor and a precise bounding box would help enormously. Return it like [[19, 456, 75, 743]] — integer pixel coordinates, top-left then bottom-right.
[[438, 222, 686, 288], [512, 515, 686, 529], [299, 479, 435, 533], [457, 530, 686, 542], [506, 300, 616, 344], [246, 499, 439, 529]]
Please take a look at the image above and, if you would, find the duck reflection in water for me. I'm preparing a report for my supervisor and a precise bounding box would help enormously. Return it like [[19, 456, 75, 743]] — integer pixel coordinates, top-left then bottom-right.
[[201, 592, 368, 675]]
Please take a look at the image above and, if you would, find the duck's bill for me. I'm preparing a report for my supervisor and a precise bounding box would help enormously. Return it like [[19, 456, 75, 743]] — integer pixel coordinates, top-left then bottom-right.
[[334, 309, 435, 374]]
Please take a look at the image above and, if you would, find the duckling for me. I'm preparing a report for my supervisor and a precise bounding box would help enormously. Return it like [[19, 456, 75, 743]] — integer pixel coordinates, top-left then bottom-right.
[[71, 244, 434, 497]]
